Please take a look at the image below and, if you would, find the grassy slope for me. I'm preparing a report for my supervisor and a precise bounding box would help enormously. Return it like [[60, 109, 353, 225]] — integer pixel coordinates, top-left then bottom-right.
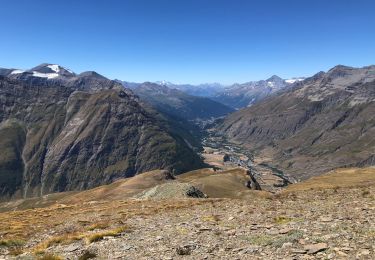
[[177, 168, 268, 198], [283, 167, 375, 192], [3, 166, 374, 212]]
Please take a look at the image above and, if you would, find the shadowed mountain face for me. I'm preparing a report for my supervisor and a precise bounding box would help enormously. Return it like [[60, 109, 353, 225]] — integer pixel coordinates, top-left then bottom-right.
[[122, 82, 234, 120], [218, 65, 375, 180], [0, 64, 204, 200]]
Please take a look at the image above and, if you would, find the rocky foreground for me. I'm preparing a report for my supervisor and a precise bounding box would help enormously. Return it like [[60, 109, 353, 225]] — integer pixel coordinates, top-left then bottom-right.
[[0, 169, 374, 259]]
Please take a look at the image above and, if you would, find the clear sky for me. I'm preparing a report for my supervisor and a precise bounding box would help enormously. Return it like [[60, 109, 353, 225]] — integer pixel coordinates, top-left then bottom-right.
[[1, 0, 374, 84]]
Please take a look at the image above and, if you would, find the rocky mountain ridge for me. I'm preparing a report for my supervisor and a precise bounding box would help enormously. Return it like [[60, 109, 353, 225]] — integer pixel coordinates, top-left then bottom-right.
[[0, 64, 204, 200], [218, 65, 375, 180], [212, 75, 304, 109]]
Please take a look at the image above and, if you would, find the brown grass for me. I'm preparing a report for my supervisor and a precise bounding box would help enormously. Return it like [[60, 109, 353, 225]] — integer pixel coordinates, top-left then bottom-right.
[[33, 225, 129, 254], [86, 226, 129, 243], [178, 167, 269, 199], [1, 167, 372, 257], [86, 221, 110, 231], [284, 167, 375, 193], [33, 233, 83, 254], [61, 170, 173, 204], [0, 238, 25, 247], [274, 216, 292, 225], [0, 198, 210, 256], [0, 169, 212, 248], [37, 254, 63, 260]]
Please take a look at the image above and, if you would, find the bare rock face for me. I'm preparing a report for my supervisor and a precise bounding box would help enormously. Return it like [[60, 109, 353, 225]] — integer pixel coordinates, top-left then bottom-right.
[[0, 65, 204, 200], [218, 65, 375, 180]]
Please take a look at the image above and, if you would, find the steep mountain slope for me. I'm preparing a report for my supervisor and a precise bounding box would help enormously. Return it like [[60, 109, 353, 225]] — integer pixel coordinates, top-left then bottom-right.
[[124, 82, 234, 120], [218, 65, 375, 180], [213, 75, 304, 109], [0, 65, 204, 200]]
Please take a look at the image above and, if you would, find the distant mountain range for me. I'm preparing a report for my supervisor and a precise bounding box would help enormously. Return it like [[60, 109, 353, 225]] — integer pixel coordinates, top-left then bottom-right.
[[156, 81, 226, 97], [218, 65, 375, 180], [117, 81, 234, 120], [118, 76, 305, 110], [0, 64, 205, 200], [212, 75, 305, 109]]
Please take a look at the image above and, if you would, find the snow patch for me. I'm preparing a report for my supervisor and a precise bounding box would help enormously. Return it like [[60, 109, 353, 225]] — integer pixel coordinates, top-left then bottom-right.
[[47, 64, 74, 74], [32, 71, 59, 79], [10, 69, 25, 75], [247, 98, 256, 107], [285, 78, 304, 84], [47, 64, 60, 73], [267, 81, 275, 87]]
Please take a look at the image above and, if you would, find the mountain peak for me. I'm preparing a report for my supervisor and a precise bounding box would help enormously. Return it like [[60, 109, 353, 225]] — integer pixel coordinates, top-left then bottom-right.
[[329, 64, 354, 71], [78, 71, 106, 79], [266, 75, 283, 82], [29, 63, 75, 77], [155, 80, 174, 86]]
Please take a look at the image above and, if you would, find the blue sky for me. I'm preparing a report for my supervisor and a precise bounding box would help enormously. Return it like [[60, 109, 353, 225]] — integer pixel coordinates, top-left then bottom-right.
[[1, 0, 374, 84]]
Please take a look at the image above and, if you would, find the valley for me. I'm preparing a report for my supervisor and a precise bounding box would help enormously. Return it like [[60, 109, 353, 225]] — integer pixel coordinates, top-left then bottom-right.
[[200, 122, 294, 192]]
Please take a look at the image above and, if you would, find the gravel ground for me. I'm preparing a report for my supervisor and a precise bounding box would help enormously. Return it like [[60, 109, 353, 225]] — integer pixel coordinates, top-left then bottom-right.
[[2, 185, 372, 259]]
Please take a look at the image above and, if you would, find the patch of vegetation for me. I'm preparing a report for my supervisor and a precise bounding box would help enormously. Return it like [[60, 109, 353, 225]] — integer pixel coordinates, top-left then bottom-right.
[[201, 215, 220, 222], [284, 168, 375, 192], [34, 225, 129, 254], [244, 234, 274, 246], [0, 238, 25, 247], [362, 189, 370, 197], [8, 246, 24, 256], [37, 254, 63, 260], [33, 233, 83, 254], [87, 221, 110, 231], [86, 226, 129, 243], [274, 216, 292, 224], [365, 229, 375, 238]]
